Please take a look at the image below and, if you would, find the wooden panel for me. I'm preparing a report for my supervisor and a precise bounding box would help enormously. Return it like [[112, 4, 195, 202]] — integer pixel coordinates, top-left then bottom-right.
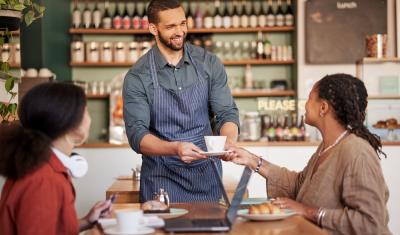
[[306, 0, 387, 64]]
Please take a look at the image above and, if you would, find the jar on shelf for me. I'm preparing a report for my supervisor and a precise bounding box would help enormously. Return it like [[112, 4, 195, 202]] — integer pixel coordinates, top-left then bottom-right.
[[127, 42, 139, 63], [100, 42, 113, 62], [114, 42, 127, 63], [13, 43, 20, 65], [71, 41, 85, 63], [242, 112, 261, 141], [139, 41, 151, 58], [86, 42, 100, 63], [1, 43, 10, 63]]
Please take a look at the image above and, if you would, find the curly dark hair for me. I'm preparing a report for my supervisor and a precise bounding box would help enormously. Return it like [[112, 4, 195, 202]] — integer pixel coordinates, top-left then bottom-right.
[[0, 82, 87, 179], [316, 73, 385, 158]]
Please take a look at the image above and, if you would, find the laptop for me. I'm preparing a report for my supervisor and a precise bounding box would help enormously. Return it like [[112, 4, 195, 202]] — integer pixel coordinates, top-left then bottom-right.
[[164, 163, 252, 232]]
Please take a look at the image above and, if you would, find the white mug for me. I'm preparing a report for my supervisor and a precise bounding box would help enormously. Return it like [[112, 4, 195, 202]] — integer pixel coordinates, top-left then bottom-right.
[[38, 68, 53, 78], [204, 136, 227, 152], [115, 209, 143, 232], [25, 68, 38, 77]]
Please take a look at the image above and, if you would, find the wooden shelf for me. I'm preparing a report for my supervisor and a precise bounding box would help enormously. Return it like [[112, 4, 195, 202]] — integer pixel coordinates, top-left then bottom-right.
[[232, 89, 296, 97], [0, 31, 19, 36], [86, 94, 110, 99], [368, 96, 400, 100], [358, 57, 400, 63], [71, 62, 133, 67], [71, 60, 294, 67], [224, 60, 295, 65], [69, 26, 294, 35]]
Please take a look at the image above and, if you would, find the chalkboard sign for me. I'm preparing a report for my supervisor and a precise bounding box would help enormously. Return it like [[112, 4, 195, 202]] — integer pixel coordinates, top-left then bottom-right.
[[306, 0, 387, 64]]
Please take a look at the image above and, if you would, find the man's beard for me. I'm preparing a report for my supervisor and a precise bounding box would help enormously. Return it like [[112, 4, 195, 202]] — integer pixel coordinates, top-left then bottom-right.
[[158, 30, 186, 51]]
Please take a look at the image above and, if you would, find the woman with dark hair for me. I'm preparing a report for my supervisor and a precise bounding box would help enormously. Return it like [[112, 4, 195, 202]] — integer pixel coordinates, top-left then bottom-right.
[[224, 74, 392, 235], [0, 83, 111, 235]]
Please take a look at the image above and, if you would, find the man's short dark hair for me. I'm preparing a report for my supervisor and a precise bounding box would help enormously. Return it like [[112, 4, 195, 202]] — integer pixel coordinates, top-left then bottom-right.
[[147, 0, 182, 24]]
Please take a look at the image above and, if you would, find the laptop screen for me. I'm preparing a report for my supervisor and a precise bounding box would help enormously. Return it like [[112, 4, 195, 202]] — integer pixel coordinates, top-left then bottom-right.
[[209, 159, 231, 207], [226, 166, 252, 224]]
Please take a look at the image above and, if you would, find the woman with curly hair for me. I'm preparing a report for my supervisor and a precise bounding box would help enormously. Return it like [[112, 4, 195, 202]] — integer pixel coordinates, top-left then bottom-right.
[[0, 83, 111, 235], [224, 74, 391, 235]]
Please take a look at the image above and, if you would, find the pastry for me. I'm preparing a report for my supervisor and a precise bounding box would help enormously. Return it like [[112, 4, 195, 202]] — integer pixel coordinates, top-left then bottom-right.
[[248, 202, 281, 215], [141, 200, 170, 213]]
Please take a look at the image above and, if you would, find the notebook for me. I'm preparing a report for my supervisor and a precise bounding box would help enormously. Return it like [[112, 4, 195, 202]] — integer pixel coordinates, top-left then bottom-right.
[[163, 163, 252, 232]]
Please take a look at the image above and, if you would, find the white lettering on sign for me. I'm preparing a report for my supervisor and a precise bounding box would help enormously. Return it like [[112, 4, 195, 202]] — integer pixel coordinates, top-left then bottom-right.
[[258, 99, 296, 111], [337, 2, 358, 9]]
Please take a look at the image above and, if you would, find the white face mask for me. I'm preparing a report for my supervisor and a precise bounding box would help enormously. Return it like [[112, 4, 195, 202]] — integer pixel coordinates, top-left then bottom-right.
[[67, 152, 88, 178]]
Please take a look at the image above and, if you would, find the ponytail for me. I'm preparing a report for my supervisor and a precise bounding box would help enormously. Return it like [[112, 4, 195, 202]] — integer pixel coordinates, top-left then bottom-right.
[[0, 122, 51, 179], [349, 124, 386, 159]]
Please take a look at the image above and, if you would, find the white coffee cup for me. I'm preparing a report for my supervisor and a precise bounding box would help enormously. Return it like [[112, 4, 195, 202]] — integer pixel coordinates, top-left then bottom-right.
[[204, 136, 227, 152], [38, 68, 53, 78], [25, 68, 38, 77], [115, 209, 143, 232]]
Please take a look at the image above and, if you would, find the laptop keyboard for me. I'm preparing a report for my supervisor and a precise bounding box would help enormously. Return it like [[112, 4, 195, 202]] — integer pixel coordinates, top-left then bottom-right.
[[192, 219, 227, 227]]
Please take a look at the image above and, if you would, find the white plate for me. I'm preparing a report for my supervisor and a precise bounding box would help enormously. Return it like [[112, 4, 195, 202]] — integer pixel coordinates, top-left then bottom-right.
[[240, 197, 269, 205], [237, 209, 297, 221], [104, 225, 155, 235], [144, 208, 188, 219], [200, 151, 231, 156]]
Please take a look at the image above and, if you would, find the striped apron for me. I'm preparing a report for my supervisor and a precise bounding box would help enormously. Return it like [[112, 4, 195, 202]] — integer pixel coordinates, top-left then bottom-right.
[[139, 45, 223, 203]]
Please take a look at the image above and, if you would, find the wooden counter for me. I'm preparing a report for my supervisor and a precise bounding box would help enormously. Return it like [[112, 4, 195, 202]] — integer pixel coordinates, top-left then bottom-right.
[[87, 203, 329, 235]]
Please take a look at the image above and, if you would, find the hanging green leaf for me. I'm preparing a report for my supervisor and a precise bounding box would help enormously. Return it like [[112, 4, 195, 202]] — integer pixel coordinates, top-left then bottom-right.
[[5, 77, 15, 92], [0, 0, 6, 5], [8, 103, 17, 116], [1, 62, 9, 72], [0, 103, 6, 117], [24, 10, 35, 26], [13, 3, 26, 11]]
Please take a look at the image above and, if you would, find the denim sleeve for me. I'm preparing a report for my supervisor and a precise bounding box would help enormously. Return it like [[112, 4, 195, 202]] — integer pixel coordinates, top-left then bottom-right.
[[207, 54, 240, 134], [123, 70, 150, 154]]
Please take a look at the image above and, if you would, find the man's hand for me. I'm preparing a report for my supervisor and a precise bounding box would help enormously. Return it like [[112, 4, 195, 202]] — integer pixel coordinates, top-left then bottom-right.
[[176, 142, 207, 164]]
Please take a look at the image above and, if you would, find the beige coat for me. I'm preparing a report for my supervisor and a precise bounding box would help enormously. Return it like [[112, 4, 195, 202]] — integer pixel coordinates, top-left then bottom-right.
[[266, 134, 391, 235]]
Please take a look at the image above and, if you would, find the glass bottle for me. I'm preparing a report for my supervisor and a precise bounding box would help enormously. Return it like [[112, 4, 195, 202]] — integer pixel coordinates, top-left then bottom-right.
[[249, 1, 258, 28], [214, 0, 222, 28], [203, 2, 213, 29], [231, 0, 240, 28], [282, 115, 290, 141], [297, 115, 305, 141], [132, 2, 141, 29], [263, 34, 272, 59], [72, 1, 82, 28], [285, 0, 294, 26], [244, 64, 253, 89], [222, 0, 231, 28], [141, 3, 149, 29], [102, 1, 112, 29], [276, 0, 284, 27], [194, 3, 203, 29], [256, 31, 265, 59], [240, 0, 249, 28], [275, 114, 284, 141], [267, 114, 277, 141], [258, 0, 267, 27], [113, 2, 122, 29], [186, 1, 194, 29], [266, 0, 275, 27], [122, 2, 131, 29], [92, 0, 102, 29], [290, 112, 299, 141], [82, 0, 92, 28]]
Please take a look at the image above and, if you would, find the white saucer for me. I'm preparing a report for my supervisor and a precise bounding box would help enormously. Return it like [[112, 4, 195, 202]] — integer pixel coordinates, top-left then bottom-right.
[[200, 150, 231, 156], [104, 225, 155, 235]]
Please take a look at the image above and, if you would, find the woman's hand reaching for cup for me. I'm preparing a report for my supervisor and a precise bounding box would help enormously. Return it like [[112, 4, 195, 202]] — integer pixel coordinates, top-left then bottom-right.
[[221, 146, 259, 167]]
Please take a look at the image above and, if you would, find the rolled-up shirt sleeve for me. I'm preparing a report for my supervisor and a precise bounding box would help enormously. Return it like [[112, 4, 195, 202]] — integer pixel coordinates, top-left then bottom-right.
[[207, 54, 240, 134], [123, 70, 151, 153]]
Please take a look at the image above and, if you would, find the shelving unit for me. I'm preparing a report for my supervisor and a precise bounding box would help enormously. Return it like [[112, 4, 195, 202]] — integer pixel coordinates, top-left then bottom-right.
[[70, 0, 298, 143], [69, 26, 294, 35], [71, 60, 295, 67]]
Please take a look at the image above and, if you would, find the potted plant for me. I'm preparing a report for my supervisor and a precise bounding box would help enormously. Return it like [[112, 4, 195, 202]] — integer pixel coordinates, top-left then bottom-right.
[[0, 0, 45, 123]]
